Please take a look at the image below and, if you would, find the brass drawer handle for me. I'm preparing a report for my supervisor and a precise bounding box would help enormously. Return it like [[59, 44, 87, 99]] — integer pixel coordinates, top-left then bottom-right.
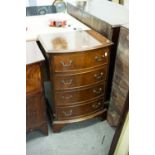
[[92, 102, 102, 109], [60, 60, 73, 67], [61, 79, 73, 85], [62, 109, 73, 116], [61, 95, 73, 100], [93, 88, 102, 94], [95, 55, 104, 62], [95, 53, 108, 62], [94, 72, 104, 79]]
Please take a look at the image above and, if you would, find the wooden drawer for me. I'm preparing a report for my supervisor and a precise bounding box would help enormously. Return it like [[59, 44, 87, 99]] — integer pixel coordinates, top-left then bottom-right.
[[54, 66, 107, 90], [56, 98, 104, 120], [55, 83, 105, 106], [26, 64, 42, 94], [53, 48, 109, 72], [26, 93, 46, 131]]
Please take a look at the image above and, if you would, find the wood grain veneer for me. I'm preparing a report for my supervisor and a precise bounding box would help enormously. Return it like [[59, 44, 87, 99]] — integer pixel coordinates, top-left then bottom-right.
[[26, 41, 48, 135]]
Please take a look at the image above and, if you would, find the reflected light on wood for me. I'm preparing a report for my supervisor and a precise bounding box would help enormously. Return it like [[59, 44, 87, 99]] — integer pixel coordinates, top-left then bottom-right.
[[52, 37, 68, 50]]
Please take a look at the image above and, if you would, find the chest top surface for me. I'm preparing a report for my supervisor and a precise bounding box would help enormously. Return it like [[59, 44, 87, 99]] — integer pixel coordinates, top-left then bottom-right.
[[26, 41, 45, 65], [38, 30, 112, 54]]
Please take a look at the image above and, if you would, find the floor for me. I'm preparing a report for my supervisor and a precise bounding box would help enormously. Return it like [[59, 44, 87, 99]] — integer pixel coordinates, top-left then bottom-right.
[[26, 118, 115, 155], [26, 82, 115, 155]]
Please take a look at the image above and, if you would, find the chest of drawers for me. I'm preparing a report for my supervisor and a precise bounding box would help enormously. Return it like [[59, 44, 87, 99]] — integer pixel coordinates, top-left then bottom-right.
[[38, 30, 113, 132], [26, 41, 48, 135]]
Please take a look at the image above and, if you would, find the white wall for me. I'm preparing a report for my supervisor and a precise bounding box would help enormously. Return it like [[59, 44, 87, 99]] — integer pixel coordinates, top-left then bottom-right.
[[124, 0, 129, 9]]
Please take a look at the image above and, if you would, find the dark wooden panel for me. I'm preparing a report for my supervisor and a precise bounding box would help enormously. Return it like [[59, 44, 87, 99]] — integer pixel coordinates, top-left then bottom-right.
[[26, 92, 48, 134], [26, 42, 48, 135], [107, 26, 129, 126], [106, 27, 120, 100]]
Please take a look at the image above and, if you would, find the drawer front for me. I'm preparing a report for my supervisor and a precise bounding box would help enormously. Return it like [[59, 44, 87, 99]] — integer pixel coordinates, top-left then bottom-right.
[[54, 66, 107, 90], [26, 93, 46, 130], [56, 98, 104, 120], [53, 48, 109, 72], [55, 83, 105, 106], [26, 63, 42, 94]]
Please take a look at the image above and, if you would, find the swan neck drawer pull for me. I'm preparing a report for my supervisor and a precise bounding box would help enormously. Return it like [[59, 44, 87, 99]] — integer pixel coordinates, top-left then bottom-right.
[[61, 79, 73, 85], [92, 102, 102, 109], [94, 72, 104, 79], [95, 52, 108, 62], [95, 55, 104, 62], [93, 88, 102, 94], [62, 110, 73, 116], [61, 95, 73, 100], [60, 60, 73, 67]]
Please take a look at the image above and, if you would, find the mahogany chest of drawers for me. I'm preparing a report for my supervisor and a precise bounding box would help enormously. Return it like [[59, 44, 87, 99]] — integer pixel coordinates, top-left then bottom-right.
[[26, 41, 48, 135], [38, 30, 113, 132]]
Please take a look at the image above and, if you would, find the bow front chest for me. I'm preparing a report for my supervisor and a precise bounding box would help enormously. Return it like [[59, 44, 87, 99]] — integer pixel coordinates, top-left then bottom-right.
[[38, 30, 113, 132]]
